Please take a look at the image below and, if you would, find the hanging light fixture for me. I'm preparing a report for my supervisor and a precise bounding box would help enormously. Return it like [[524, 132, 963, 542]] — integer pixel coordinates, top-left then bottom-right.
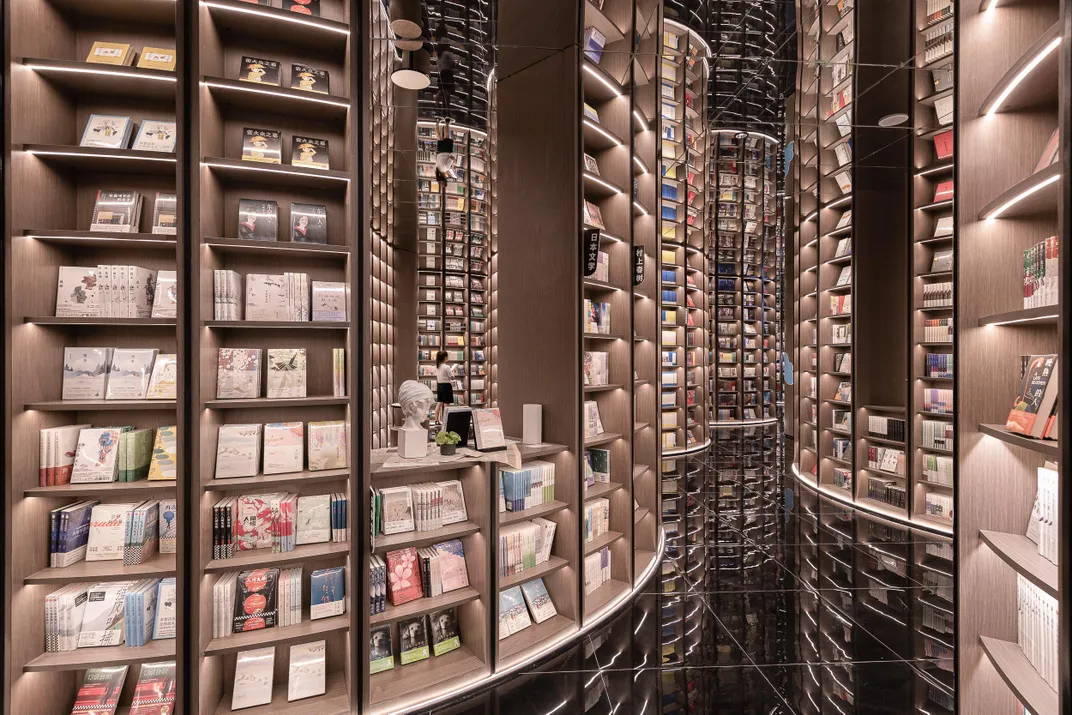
[[391, 48, 431, 90]]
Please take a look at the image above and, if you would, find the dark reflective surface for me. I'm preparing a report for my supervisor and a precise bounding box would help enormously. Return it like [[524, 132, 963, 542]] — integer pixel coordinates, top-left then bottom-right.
[[421, 424, 955, 715]]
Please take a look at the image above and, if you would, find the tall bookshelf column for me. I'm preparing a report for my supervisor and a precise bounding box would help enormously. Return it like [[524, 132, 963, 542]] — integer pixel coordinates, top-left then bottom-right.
[[190, 0, 359, 710], [3, 0, 186, 709]]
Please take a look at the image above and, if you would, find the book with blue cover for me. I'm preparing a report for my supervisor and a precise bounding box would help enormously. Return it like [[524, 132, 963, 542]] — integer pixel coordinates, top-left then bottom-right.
[[50, 499, 99, 568], [310, 566, 345, 620]]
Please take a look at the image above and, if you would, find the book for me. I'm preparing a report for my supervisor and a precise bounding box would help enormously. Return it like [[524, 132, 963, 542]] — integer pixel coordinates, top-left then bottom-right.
[[55, 266, 100, 317], [291, 64, 330, 93], [295, 493, 330, 543], [369, 624, 394, 673], [398, 615, 430, 664], [233, 568, 279, 632], [291, 202, 327, 243], [933, 130, 953, 160], [520, 578, 558, 623], [151, 192, 178, 235], [386, 547, 422, 605], [91, 189, 141, 233], [40, 424, 89, 486], [148, 426, 178, 480], [1005, 355, 1059, 438], [239, 56, 280, 85], [63, 347, 112, 400], [238, 199, 279, 241], [930, 249, 953, 273], [128, 660, 176, 714], [307, 421, 346, 470], [1035, 128, 1060, 172], [263, 422, 304, 475], [583, 26, 607, 64], [284, 0, 320, 15], [158, 502, 177, 553], [934, 180, 953, 202], [78, 581, 132, 645], [231, 647, 275, 709], [131, 120, 177, 153], [472, 407, 506, 450], [81, 115, 133, 149], [145, 354, 177, 399], [291, 136, 330, 170], [118, 429, 153, 482], [428, 607, 461, 656], [215, 424, 263, 478], [266, 348, 307, 398], [288, 640, 326, 702], [311, 281, 347, 321], [153, 578, 177, 637], [379, 487, 415, 534], [434, 539, 470, 592], [241, 127, 282, 164], [86, 41, 135, 65], [136, 46, 176, 71], [216, 348, 262, 399], [309, 566, 345, 619], [71, 666, 128, 714], [498, 586, 531, 639], [106, 349, 157, 400]]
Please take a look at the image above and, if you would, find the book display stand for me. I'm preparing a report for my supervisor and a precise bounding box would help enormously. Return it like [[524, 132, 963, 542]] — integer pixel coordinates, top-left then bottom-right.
[[710, 131, 779, 426], [957, 0, 1070, 711], [657, 19, 710, 454]]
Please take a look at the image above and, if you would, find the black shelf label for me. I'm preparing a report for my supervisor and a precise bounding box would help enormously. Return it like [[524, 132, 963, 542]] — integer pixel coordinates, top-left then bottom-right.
[[583, 228, 600, 277]]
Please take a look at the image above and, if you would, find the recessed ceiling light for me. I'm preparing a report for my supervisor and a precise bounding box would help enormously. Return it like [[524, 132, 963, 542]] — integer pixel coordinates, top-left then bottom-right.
[[391, 69, 429, 90], [878, 113, 909, 127], [734, 131, 748, 139]]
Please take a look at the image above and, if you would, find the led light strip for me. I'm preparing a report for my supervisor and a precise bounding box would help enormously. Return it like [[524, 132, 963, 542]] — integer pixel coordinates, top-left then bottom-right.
[[633, 200, 649, 216], [984, 36, 1061, 116], [632, 109, 648, 131], [984, 171, 1060, 219], [26, 234, 175, 244], [27, 149, 175, 162], [916, 162, 953, 177], [202, 0, 350, 34], [582, 62, 623, 97], [582, 118, 622, 147], [632, 155, 649, 174], [203, 160, 349, 181], [982, 312, 1059, 326], [803, 210, 818, 222], [583, 172, 622, 195], [26, 63, 176, 82], [203, 80, 350, 108], [826, 194, 851, 209]]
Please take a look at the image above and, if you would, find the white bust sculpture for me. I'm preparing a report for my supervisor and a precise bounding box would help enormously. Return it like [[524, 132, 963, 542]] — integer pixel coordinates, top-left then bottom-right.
[[398, 380, 434, 428]]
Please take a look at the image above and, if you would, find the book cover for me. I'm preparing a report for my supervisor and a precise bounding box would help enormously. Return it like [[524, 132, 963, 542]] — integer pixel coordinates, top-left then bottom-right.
[[520, 578, 558, 623], [86, 41, 134, 65], [284, 0, 320, 15], [78, 581, 131, 645], [266, 348, 307, 398], [1006, 355, 1059, 438], [71, 666, 128, 714], [369, 624, 394, 673], [231, 647, 275, 710], [237, 199, 279, 241], [234, 495, 275, 551], [295, 493, 330, 544], [291, 64, 330, 93], [290, 202, 327, 243], [583, 26, 607, 64], [106, 348, 157, 400], [239, 57, 280, 85], [428, 608, 461, 656], [287, 640, 326, 702], [118, 428, 153, 482], [933, 130, 953, 160], [151, 193, 178, 235], [241, 127, 282, 164], [55, 266, 100, 317], [90, 189, 140, 233], [148, 426, 178, 481], [128, 660, 176, 715], [244, 273, 289, 320], [386, 547, 423, 606], [311, 281, 346, 321], [307, 421, 346, 470], [153, 578, 177, 637], [146, 354, 177, 399], [63, 347, 112, 400], [216, 348, 262, 399], [263, 422, 303, 475], [158, 501, 177, 554], [398, 615, 430, 664], [215, 423, 262, 478], [472, 407, 506, 451], [291, 136, 330, 170], [309, 566, 345, 619], [438, 480, 467, 524], [131, 120, 177, 153], [70, 428, 123, 483], [434, 539, 470, 592], [232, 569, 279, 632], [498, 586, 531, 639], [136, 47, 176, 71], [80, 115, 133, 149]]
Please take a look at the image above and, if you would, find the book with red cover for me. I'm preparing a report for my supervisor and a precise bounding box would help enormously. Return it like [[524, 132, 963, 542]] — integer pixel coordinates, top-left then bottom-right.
[[933, 130, 953, 160], [128, 661, 177, 715], [934, 181, 954, 202], [1005, 354, 1059, 438], [70, 665, 128, 715], [386, 547, 423, 606], [1034, 128, 1060, 172]]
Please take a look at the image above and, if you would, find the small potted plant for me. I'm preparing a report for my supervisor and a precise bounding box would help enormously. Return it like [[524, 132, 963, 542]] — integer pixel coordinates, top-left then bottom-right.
[[435, 431, 462, 456]]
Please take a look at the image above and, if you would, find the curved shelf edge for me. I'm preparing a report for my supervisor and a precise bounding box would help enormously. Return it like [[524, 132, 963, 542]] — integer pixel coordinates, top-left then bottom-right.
[[978, 21, 1062, 116]]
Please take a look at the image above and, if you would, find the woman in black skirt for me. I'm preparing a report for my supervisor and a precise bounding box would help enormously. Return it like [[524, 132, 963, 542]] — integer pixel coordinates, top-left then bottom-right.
[[434, 350, 454, 424]]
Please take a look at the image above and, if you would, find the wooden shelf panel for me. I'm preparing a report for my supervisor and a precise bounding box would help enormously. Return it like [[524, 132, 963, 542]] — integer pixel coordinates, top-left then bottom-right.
[[980, 530, 1058, 598], [977, 306, 1060, 327], [374, 521, 480, 550], [369, 645, 485, 709], [23, 58, 176, 99], [205, 320, 350, 330], [203, 157, 349, 190], [204, 0, 350, 51], [26, 399, 176, 411], [204, 468, 349, 490], [584, 432, 622, 447], [25, 639, 175, 672], [583, 530, 623, 556], [204, 76, 350, 120], [204, 396, 348, 409], [203, 237, 351, 257], [978, 423, 1058, 457], [26, 552, 175, 584], [978, 163, 1061, 220], [206, 614, 349, 655], [24, 316, 176, 326], [583, 578, 629, 618], [369, 587, 481, 627], [22, 144, 177, 174], [205, 541, 348, 572], [499, 555, 569, 591], [977, 21, 1062, 116], [980, 636, 1058, 715], [583, 481, 624, 501], [25, 480, 176, 497], [23, 229, 178, 250], [499, 500, 568, 526], [498, 614, 575, 664], [214, 670, 349, 715]]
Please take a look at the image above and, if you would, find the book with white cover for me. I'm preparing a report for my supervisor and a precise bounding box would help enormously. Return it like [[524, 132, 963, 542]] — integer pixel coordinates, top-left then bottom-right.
[[266, 348, 307, 398], [131, 120, 177, 152], [379, 486, 415, 534], [131, 267, 157, 317], [71, 428, 124, 483], [216, 348, 262, 399], [245, 273, 289, 321], [288, 640, 327, 702], [311, 281, 347, 321], [77, 581, 131, 647], [152, 270, 178, 318], [86, 502, 137, 560], [215, 424, 262, 479], [153, 578, 177, 639], [62, 347, 113, 400], [231, 647, 275, 710], [520, 578, 558, 623], [296, 494, 331, 544], [146, 353, 177, 399], [437, 480, 468, 524], [263, 422, 303, 475], [306, 421, 346, 470], [55, 267, 100, 317], [106, 349, 158, 400]]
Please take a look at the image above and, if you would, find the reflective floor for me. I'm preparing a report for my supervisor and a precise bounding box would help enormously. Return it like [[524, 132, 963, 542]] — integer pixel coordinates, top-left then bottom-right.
[[423, 424, 956, 714]]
